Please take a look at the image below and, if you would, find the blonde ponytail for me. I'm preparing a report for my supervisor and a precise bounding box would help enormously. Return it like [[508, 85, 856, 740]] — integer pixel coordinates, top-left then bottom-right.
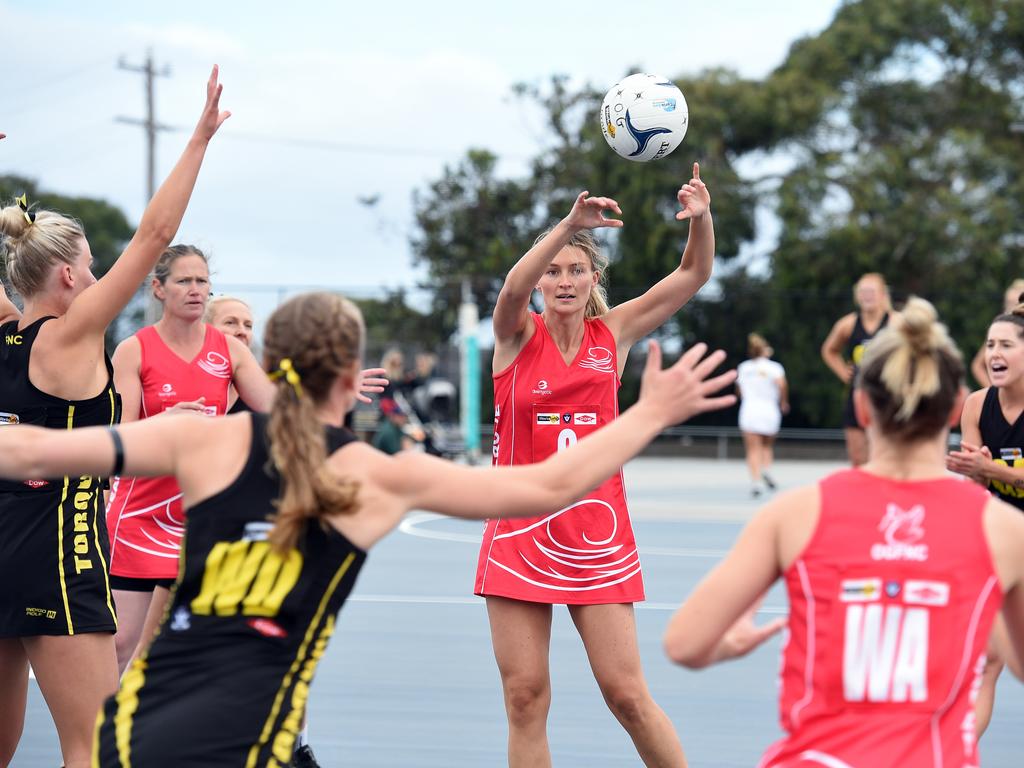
[[857, 297, 963, 441], [0, 200, 85, 298]]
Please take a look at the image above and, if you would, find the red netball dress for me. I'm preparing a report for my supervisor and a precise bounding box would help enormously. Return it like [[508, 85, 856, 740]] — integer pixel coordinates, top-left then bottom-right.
[[106, 325, 233, 580], [474, 313, 644, 604], [759, 469, 1001, 768]]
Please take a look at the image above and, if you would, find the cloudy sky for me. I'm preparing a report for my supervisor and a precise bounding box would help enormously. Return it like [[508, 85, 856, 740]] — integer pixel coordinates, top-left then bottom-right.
[[2, 1, 841, 322]]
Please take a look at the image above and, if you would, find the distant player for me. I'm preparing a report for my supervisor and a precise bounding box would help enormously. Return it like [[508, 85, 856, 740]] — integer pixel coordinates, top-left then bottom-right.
[[821, 272, 892, 465], [478, 163, 713, 767], [0, 291, 735, 766], [666, 298, 1024, 767], [736, 333, 788, 496]]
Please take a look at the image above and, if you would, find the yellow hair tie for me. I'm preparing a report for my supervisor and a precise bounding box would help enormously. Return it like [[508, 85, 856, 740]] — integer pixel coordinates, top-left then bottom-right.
[[269, 358, 303, 397], [16, 193, 35, 225]]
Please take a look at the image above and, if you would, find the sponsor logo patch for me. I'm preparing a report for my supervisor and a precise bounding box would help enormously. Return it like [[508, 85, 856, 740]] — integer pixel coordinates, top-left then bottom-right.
[[242, 521, 273, 542], [536, 413, 560, 425], [885, 580, 901, 598], [561, 413, 572, 424], [248, 618, 287, 638], [840, 578, 882, 602], [23, 479, 49, 489], [999, 447, 1023, 461], [25, 607, 57, 619], [903, 580, 949, 607], [574, 412, 597, 425], [532, 379, 553, 396], [0, 411, 20, 425]]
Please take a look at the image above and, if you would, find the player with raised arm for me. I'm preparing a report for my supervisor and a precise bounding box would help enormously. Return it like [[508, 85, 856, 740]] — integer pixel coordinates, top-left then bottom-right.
[[0, 291, 735, 766], [0, 67, 228, 768], [477, 164, 713, 768]]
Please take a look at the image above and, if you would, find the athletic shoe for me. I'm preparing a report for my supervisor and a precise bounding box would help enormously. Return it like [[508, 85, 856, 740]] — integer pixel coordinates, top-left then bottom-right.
[[762, 472, 777, 490], [290, 745, 321, 768], [751, 483, 763, 498]]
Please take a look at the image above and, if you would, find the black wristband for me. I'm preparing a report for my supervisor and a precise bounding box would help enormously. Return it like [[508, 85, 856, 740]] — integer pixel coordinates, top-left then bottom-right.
[[108, 428, 125, 477]]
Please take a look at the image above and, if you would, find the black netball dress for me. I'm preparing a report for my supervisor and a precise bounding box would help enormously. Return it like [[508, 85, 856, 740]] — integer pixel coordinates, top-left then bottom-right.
[[842, 311, 890, 428], [0, 317, 120, 637], [94, 412, 366, 767], [978, 386, 1024, 511]]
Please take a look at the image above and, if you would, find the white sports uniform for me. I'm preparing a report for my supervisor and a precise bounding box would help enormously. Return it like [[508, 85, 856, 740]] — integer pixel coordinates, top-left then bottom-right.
[[737, 357, 785, 436]]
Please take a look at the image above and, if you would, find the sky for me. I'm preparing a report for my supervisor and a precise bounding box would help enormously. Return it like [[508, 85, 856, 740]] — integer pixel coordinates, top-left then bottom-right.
[[1, 1, 843, 326]]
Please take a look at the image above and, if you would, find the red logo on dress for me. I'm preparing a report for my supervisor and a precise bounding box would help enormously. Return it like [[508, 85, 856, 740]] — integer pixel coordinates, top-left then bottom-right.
[[197, 351, 231, 379], [247, 618, 287, 638], [23, 480, 49, 489], [579, 346, 614, 374]]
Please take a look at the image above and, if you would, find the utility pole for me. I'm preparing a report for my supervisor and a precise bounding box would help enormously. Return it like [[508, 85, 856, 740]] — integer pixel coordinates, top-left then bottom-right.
[[117, 50, 172, 201], [117, 50, 171, 323]]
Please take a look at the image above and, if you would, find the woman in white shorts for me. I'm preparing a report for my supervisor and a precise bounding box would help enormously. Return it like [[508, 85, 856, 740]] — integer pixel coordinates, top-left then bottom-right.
[[736, 333, 788, 496]]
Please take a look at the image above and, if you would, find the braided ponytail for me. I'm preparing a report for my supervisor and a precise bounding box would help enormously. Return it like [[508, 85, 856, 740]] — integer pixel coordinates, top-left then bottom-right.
[[262, 293, 363, 552]]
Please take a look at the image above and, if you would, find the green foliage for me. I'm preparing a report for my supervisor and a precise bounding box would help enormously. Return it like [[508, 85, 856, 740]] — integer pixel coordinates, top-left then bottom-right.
[[353, 288, 445, 359], [410, 150, 540, 331]]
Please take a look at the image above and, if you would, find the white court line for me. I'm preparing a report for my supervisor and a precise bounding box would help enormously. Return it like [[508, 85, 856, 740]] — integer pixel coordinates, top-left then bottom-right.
[[398, 513, 728, 558], [350, 593, 787, 615]]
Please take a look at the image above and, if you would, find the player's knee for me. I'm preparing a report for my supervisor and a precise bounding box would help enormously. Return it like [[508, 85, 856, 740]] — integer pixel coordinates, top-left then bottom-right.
[[503, 676, 550, 726], [601, 680, 650, 726]]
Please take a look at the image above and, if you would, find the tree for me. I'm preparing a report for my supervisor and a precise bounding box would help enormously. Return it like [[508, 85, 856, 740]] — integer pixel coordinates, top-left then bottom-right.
[[410, 150, 540, 334]]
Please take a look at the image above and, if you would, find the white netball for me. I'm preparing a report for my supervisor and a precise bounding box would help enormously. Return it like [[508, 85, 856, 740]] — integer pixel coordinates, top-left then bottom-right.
[[599, 73, 689, 162]]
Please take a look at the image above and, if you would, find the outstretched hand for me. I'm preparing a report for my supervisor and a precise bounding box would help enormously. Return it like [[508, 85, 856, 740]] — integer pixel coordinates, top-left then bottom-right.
[[356, 367, 389, 405], [676, 162, 711, 221], [564, 191, 623, 232], [193, 65, 231, 143], [638, 340, 736, 427], [717, 603, 787, 662]]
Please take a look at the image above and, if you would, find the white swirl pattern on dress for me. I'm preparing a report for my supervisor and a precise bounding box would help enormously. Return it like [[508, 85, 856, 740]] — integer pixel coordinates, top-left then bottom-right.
[[489, 498, 641, 591]]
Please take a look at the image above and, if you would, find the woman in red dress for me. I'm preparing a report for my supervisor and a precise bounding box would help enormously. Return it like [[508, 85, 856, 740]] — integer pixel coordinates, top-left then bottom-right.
[[476, 163, 714, 767], [665, 298, 1024, 768]]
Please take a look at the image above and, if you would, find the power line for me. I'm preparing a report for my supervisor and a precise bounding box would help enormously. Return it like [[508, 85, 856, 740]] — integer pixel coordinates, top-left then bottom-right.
[[149, 123, 532, 162]]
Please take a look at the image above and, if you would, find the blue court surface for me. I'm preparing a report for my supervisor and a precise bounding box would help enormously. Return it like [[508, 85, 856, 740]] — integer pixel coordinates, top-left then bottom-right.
[[16, 458, 1024, 766]]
